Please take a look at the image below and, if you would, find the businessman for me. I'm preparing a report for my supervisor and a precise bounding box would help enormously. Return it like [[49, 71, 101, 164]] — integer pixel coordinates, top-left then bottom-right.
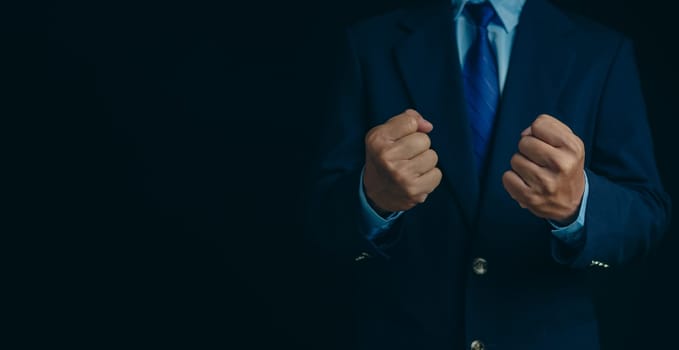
[[305, 0, 671, 349]]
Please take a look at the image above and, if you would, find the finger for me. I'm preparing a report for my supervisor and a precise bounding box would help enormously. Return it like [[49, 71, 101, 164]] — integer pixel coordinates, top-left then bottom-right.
[[510, 153, 550, 189], [521, 126, 532, 137], [502, 170, 531, 207], [383, 109, 430, 140], [518, 135, 558, 168], [417, 167, 443, 194], [387, 132, 431, 160], [407, 149, 438, 176], [415, 111, 434, 133], [530, 114, 573, 148]]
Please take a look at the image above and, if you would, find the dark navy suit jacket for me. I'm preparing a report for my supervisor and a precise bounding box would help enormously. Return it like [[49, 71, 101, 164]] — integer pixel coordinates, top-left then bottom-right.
[[305, 0, 671, 349]]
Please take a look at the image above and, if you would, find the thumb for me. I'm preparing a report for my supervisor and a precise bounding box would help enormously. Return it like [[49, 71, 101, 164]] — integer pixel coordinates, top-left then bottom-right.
[[415, 113, 433, 133]]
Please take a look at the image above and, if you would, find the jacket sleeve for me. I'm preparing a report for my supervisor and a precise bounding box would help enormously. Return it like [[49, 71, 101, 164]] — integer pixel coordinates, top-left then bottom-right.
[[552, 38, 672, 269], [302, 29, 406, 267]]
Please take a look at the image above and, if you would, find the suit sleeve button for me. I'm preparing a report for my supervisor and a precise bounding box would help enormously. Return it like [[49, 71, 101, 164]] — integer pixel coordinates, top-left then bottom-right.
[[472, 257, 488, 275], [471, 339, 485, 350]]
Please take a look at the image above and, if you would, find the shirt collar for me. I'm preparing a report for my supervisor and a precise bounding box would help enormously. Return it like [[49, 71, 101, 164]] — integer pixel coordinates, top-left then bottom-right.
[[452, 0, 526, 33]]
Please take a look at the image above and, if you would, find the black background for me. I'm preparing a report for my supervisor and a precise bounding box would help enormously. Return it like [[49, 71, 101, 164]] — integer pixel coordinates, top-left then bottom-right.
[[5, 0, 677, 348]]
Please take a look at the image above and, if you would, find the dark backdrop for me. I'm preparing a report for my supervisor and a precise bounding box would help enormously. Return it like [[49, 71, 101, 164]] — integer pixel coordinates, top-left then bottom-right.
[[6, 0, 677, 348]]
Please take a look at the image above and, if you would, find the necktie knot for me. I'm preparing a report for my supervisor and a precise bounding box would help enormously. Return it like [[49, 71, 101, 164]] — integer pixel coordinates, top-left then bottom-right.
[[465, 2, 496, 29]]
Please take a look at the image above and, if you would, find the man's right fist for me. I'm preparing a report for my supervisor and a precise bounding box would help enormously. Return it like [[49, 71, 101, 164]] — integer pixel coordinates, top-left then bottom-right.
[[363, 109, 443, 214]]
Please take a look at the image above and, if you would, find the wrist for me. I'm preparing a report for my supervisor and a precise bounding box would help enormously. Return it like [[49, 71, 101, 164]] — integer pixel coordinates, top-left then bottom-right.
[[554, 172, 586, 225], [552, 211, 578, 226], [365, 190, 393, 218]]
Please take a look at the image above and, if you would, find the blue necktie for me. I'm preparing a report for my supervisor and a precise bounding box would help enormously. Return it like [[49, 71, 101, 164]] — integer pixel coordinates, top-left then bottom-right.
[[462, 2, 499, 173]]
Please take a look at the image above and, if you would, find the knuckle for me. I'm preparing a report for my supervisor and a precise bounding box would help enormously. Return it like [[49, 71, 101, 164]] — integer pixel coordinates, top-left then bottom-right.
[[405, 115, 418, 131], [403, 160, 418, 176], [392, 165, 411, 181], [559, 156, 576, 172], [433, 169, 443, 186], [421, 133, 432, 149], [365, 127, 383, 147], [410, 133, 430, 150], [533, 114, 555, 131], [510, 153, 522, 169], [542, 179, 557, 195], [549, 154, 567, 172], [428, 149, 439, 166], [553, 162, 566, 174], [547, 156, 562, 172], [537, 114, 552, 122], [429, 167, 442, 179], [383, 159, 400, 175], [502, 171, 514, 188], [563, 137, 578, 153], [518, 136, 529, 152], [404, 184, 420, 199], [574, 137, 585, 155], [532, 115, 547, 129], [379, 146, 397, 161], [403, 108, 416, 118], [404, 109, 422, 121]]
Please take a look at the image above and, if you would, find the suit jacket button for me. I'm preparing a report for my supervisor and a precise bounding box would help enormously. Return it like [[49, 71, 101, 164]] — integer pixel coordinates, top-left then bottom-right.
[[354, 252, 372, 262], [471, 340, 485, 350], [472, 257, 488, 275]]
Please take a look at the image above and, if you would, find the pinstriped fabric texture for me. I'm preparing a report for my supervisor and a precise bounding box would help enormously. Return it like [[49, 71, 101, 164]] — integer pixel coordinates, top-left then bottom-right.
[[462, 2, 499, 173]]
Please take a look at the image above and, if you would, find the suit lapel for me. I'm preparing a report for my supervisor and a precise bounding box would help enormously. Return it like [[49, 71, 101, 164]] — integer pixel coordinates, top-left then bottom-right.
[[481, 0, 576, 212], [395, 3, 480, 230]]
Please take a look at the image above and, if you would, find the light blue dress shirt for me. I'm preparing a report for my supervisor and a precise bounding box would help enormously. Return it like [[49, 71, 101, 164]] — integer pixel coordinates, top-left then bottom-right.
[[359, 0, 590, 245]]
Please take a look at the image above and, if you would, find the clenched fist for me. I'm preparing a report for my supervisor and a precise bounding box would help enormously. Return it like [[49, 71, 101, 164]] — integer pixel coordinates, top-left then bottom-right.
[[502, 114, 586, 225], [363, 109, 443, 213]]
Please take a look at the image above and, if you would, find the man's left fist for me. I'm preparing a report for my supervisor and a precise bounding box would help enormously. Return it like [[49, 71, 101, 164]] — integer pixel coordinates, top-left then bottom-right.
[[502, 114, 586, 225]]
